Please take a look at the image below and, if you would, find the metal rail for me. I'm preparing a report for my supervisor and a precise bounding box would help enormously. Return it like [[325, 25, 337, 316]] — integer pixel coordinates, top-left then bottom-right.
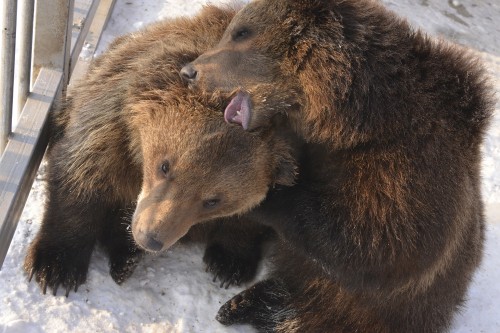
[[0, 0, 18, 151], [13, 0, 35, 118], [0, 0, 117, 269]]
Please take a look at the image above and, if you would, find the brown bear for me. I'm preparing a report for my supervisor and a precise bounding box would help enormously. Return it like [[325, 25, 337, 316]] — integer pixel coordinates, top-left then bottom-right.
[[24, 4, 299, 297], [182, 0, 495, 332]]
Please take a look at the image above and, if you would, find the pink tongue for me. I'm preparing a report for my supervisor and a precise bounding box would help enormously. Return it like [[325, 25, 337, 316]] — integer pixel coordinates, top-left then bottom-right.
[[224, 91, 251, 130]]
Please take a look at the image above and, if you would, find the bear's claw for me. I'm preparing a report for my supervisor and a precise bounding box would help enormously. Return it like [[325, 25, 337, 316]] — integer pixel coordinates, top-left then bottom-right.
[[24, 237, 92, 297]]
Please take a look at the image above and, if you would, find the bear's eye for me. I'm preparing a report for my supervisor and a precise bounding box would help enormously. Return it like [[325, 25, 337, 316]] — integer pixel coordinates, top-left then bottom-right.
[[203, 198, 220, 209], [232, 27, 250, 41], [160, 161, 170, 176]]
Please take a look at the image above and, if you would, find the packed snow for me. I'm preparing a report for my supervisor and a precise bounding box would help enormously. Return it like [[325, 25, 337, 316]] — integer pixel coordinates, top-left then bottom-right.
[[1, 0, 499, 332]]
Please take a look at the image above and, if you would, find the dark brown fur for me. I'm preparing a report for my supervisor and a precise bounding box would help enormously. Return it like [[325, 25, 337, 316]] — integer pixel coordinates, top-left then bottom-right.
[[184, 0, 494, 332], [24, 5, 298, 297]]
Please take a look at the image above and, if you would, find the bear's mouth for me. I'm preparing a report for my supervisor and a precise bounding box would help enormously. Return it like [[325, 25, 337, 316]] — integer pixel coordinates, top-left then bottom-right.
[[224, 91, 252, 130]]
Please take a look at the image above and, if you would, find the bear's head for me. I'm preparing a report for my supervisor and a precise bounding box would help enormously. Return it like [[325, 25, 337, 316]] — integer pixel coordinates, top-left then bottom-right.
[[127, 87, 298, 252], [181, 0, 383, 146]]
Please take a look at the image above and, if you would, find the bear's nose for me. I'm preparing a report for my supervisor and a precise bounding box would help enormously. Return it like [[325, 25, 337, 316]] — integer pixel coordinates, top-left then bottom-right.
[[180, 64, 198, 83], [135, 231, 164, 252], [145, 236, 163, 252]]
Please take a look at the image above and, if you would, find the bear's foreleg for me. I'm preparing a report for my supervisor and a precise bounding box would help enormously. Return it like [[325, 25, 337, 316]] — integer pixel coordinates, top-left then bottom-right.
[[98, 203, 143, 285], [24, 197, 104, 296], [24, 176, 108, 296]]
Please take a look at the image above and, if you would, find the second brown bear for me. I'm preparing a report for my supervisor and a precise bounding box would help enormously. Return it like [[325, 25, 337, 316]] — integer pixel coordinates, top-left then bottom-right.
[[184, 0, 494, 332]]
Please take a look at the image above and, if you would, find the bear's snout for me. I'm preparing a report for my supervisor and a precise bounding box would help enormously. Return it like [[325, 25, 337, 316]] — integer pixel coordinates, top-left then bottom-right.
[[134, 229, 164, 252]]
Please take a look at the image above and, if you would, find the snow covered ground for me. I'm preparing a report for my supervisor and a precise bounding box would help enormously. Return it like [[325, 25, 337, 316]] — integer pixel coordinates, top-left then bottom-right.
[[1, 0, 499, 332]]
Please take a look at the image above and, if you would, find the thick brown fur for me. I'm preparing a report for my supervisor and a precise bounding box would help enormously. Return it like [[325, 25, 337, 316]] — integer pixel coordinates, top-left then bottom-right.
[[24, 4, 299, 297], [185, 0, 495, 332]]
